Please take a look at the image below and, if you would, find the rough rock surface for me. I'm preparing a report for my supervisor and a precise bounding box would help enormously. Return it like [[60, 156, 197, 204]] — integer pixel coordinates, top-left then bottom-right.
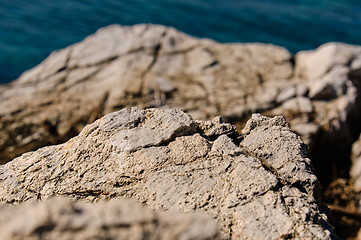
[[291, 43, 361, 183], [0, 24, 293, 163], [1, 24, 361, 184], [0, 108, 337, 239], [0, 197, 219, 240]]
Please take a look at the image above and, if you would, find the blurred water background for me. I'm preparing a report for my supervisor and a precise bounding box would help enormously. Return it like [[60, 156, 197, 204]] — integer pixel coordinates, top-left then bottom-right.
[[1, 0, 361, 83]]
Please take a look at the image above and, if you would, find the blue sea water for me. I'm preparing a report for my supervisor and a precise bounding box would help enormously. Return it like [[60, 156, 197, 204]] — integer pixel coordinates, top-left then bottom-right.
[[1, 0, 361, 83]]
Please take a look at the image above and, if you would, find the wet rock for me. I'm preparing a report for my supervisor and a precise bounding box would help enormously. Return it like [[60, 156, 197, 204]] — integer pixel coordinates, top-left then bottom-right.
[[0, 108, 337, 239], [0, 197, 220, 240]]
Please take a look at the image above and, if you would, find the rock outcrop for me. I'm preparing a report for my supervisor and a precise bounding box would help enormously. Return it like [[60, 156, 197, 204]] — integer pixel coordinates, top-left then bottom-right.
[[0, 23, 293, 163], [0, 108, 337, 239], [1, 24, 361, 183], [291, 43, 361, 183], [0, 197, 220, 240]]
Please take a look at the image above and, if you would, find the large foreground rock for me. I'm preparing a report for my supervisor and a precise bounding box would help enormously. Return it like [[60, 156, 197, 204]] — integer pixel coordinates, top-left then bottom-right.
[[0, 108, 337, 239], [0, 197, 219, 240], [1, 25, 361, 184]]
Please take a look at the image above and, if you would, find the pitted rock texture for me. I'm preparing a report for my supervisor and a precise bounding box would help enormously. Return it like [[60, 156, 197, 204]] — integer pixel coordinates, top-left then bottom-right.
[[0, 197, 220, 240], [0, 108, 337, 239], [0, 23, 293, 163], [1, 25, 361, 187]]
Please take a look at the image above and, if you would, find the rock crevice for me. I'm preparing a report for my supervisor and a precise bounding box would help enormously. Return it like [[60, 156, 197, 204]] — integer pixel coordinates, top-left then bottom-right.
[[0, 108, 337, 239]]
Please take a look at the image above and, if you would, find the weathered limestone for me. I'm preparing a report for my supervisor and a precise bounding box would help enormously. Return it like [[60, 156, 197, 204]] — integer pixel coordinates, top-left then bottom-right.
[[0, 197, 220, 240], [1, 24, 361, 186], [290, 42, 361, 183], [0, 24, 293, 163], [0, 108, 337, 239]]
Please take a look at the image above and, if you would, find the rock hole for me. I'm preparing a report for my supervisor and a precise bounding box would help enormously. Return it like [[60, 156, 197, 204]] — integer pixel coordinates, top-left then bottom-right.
[[291, 181, 308, 194]]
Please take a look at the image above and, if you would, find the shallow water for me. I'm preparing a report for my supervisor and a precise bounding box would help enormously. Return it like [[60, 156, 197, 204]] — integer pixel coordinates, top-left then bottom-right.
[[1, 0, 361, 83]]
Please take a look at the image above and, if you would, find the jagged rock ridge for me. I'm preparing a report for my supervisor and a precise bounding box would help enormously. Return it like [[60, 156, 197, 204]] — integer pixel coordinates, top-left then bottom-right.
[[1, 24, 361, 187], [0, 108, 338, 239], [0, 24, 299, 163]]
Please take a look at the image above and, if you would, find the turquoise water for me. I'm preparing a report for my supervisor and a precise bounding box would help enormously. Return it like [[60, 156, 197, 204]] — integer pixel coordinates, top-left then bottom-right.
[[1, 0, 361, 83]]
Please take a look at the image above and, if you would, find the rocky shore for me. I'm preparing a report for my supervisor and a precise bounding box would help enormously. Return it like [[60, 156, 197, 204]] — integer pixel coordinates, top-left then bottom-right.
[[0, 108, 337, 239], [1, 24, 361, 239]]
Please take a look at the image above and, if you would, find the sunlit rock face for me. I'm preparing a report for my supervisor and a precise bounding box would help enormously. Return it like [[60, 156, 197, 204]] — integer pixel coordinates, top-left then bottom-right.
[[0, 108, 337, 239], [1, 24, 361, 186]]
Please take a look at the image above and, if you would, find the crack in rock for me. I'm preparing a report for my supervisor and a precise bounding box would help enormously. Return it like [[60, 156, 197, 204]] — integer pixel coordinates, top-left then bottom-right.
[[0, 108, 337, 239]]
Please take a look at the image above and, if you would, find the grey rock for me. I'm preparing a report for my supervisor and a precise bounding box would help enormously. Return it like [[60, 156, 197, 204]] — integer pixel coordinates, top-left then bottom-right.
[[297, 83, 309, 97], [308, 67, 349, 100], [291, 123, 321, 148], [0, 24, 293, 163], [1, 25, 361, 187], [286, 42, 361, 183], [276, 84, 297, 103], [276, 82, 308, 103], [0, 197, 220, 240], [276, 96, 314, 114], [295, 42, 361, 80], [0, 108, 337, 239]]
